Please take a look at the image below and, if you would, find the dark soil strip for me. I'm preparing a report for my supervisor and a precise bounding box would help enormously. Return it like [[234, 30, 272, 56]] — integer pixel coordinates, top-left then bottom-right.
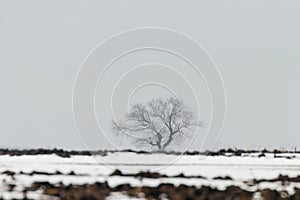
[[110, 169, 207, 179], [25, 181, 300, 200]]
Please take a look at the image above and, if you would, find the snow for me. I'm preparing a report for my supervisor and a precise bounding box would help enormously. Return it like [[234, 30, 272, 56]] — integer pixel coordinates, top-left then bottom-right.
[[106, 192, 146, 200], [0, 152, 299, 199]]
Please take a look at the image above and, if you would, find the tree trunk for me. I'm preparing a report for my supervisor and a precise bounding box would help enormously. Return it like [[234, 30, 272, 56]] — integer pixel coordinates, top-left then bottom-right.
[[163, 133, 173, 149]]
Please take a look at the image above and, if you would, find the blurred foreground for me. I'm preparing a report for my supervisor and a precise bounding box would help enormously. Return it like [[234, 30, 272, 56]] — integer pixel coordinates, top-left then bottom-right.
[[0, 149, 300, 199]]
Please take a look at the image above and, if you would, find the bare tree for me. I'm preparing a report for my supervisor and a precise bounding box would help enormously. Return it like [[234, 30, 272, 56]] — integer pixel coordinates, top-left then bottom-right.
[[111, 97, 201, 151]]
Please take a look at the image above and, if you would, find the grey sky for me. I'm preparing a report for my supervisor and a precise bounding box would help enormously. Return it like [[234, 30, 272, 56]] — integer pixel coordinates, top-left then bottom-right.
[[0, 1, 299, 150]]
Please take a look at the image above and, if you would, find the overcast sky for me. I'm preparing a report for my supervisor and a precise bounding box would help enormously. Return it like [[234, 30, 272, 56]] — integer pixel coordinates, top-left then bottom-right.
[[0, 1, 299, 151]]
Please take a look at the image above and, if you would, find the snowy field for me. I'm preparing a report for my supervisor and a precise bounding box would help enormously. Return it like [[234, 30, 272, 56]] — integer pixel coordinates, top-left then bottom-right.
[[0, 152, 300, 199]]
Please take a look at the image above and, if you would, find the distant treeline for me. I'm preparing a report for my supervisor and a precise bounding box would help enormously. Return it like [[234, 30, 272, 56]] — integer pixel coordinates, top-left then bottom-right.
[[0, 148, 299, 158]]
